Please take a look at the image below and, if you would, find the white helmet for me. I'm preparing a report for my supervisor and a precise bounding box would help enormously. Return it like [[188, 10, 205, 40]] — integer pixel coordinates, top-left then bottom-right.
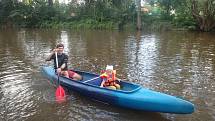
[[106, 65, 113, 70]]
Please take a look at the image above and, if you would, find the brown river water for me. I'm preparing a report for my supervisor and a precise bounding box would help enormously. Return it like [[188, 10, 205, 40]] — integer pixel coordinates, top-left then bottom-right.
[[0, 28, 215, 121]]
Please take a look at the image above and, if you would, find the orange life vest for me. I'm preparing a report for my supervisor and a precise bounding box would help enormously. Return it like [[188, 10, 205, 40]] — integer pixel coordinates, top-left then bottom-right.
[[101, 70, 116, 87]]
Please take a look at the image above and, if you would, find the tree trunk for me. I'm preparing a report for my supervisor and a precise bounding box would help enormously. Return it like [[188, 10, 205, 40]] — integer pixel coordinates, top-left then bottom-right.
[[136, 0, 142, 30], [191, 0, 215, 31], [48, 0, 53, 6]]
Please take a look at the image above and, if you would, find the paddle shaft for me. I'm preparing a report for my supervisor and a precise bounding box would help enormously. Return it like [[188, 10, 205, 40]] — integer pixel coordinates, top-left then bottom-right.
[[55, 52, 60, 85], [83, 76, 100, 83]]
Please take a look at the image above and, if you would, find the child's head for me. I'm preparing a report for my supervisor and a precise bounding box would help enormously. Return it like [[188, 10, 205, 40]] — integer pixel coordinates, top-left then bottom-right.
[[106, 65, 113, 74]]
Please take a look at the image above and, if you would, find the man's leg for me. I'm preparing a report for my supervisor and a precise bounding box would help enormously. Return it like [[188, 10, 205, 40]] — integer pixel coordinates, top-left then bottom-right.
[[72, 73, 82, 81], [68, 70, 82, 81], [61, 71, 69, 78]]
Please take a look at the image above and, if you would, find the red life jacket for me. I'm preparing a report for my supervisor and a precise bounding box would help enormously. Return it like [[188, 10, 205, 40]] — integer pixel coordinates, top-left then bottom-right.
[[102, 70, 116, 87]]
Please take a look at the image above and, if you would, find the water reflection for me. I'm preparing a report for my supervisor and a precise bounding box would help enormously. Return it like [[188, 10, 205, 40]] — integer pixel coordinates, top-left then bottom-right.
[[125, 31, 158, 86], [58, 31, 70, 53]]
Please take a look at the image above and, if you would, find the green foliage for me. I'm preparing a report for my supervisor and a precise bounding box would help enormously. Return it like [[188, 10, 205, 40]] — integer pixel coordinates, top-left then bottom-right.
[[0, 0, 213, 31], [0, 0, 137, 29]]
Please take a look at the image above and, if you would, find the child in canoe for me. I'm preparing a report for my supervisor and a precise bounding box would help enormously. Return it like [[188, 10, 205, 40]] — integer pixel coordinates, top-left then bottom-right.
[[100, 65, 121, 90]]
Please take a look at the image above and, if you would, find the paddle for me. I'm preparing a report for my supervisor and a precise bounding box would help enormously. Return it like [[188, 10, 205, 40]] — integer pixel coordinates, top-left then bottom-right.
[[55, 52, 65, 102], [83, 73, 107, 83], [83, 76, 101, 83]]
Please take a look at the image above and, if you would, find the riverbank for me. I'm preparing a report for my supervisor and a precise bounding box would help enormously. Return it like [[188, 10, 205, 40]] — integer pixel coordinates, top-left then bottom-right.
[[1, 20, 214, 32]]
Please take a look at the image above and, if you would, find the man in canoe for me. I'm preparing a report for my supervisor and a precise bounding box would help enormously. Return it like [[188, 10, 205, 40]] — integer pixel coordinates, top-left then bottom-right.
[[45, 43, 82, 80], [100, 65, 121, 90]]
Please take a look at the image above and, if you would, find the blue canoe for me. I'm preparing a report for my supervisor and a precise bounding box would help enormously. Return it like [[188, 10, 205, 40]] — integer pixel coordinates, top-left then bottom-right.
[[41, 66, 195, 114]]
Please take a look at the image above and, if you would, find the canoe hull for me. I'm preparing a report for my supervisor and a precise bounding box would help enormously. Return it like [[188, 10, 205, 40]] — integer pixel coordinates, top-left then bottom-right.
[[41, 66, 194, 114]]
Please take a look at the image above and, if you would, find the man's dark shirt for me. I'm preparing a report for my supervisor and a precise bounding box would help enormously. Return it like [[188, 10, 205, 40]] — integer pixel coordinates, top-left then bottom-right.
[[50, 53, 68, 70]]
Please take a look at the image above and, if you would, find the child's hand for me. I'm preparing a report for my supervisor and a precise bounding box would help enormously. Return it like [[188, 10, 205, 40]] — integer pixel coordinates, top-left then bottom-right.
[[100, 73, 108, 78]]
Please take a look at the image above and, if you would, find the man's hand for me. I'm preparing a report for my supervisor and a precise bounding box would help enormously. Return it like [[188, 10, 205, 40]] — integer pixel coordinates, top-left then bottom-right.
[[52, 48, 58, 53], [57, 68, 61, 74]]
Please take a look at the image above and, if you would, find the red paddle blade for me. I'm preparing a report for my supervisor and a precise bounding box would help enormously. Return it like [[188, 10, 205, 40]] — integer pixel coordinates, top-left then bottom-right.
[[55, 86, 66, 103], [55, 86, 65, 97]]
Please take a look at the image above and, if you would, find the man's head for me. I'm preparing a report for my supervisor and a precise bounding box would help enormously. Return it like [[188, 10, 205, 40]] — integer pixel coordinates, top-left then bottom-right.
[[56, 43, 64, 54]]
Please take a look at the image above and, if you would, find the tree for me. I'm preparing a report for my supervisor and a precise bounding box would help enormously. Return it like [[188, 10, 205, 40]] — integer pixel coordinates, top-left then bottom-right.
[[190, 0, 215, 31]]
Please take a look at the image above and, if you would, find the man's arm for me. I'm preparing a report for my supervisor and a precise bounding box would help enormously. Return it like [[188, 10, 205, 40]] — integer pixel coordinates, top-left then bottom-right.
[[60, 54, 68, 70], [45, 50, 55, 61], [60, 63, 66, 70]]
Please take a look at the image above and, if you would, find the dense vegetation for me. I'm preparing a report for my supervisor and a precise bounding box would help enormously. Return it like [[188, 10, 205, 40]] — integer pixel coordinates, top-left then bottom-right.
[[0, 0, 215, 31]]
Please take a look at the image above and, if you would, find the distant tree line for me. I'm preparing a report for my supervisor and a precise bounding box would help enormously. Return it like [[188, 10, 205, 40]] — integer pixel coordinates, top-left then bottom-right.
[[0, 0, 214, 31]]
